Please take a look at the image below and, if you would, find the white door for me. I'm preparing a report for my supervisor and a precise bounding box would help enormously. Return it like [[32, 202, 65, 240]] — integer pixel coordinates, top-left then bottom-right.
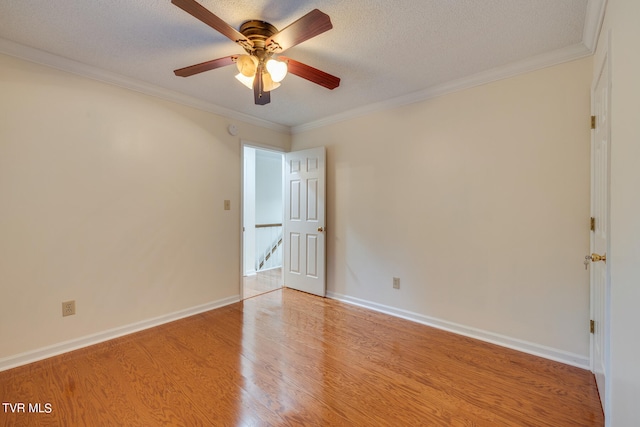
[[284, 147, 326, 296], [590, 43, 610, 412]]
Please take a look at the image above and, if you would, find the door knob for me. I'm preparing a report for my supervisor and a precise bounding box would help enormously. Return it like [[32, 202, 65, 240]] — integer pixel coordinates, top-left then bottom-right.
[[586, 253, 607, 263], [317, 227, 324, 232]]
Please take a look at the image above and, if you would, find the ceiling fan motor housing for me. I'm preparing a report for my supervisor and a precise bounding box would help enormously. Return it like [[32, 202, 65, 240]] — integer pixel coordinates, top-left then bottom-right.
[[239, 20, 279, 61]]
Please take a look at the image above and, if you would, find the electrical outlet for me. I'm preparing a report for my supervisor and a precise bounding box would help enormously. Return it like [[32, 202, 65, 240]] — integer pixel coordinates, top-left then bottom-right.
[[393, 277, 400, 289], [62, 300, 76, 317]]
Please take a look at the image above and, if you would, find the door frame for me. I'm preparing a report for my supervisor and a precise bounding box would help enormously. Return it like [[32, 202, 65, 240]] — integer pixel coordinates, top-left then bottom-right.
[[240, 140, 285, 299]]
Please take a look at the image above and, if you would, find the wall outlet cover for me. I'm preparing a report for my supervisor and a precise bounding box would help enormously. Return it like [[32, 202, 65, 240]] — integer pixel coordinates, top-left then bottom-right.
[[62, 300, 76, 317]]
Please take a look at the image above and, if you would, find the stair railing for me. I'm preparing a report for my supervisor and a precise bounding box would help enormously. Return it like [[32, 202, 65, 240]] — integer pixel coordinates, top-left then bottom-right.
[[255, 223, 283, 271]]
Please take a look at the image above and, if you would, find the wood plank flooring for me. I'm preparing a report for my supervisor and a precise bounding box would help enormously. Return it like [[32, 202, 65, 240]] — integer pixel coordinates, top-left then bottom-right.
[[243, 268, 282, 299], [0, 289, 603, 426]]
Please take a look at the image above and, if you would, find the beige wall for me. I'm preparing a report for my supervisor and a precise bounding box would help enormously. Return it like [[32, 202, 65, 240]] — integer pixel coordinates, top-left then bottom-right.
[[292, 57, 593, 359], [596, 0, 640, 424], [0, 53, 290, 360]]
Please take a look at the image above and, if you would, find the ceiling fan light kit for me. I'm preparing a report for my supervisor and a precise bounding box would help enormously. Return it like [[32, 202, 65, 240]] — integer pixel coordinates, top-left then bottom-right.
[[236, 54, 258, 77], [233, 54, 287, 91], [171, 0, 340, 105], [234, 72, 255, 90], [266, 59, 288, 82]]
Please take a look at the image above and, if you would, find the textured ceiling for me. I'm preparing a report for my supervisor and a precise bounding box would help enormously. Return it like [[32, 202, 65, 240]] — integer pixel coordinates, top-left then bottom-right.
[[0, 0, 600, 131]]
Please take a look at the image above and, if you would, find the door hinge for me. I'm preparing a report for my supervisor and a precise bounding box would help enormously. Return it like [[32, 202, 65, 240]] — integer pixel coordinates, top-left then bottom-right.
[[590, 319, 595, 334], [591, 115, 596, 130], [590, 217, 595, 232]]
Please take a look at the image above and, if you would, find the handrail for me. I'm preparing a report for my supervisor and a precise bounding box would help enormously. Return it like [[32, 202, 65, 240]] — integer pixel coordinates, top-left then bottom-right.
[[255, 223, 283, 228]]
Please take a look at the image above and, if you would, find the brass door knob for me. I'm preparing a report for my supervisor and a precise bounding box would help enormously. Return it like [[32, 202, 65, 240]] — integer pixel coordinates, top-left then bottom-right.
[[588, 253, 607, 263], [317, 227, 324, 232]]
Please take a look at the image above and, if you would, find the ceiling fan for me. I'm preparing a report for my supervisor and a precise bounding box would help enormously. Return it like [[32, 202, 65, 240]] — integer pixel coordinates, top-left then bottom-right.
[[171, 0, 341, 105]]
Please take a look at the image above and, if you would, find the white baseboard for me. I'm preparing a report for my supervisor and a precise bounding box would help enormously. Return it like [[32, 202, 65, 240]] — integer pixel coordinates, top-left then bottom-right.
[[326, 291, 590, 369], [2, 292, 589, 372], [0, 295, 241, 372]]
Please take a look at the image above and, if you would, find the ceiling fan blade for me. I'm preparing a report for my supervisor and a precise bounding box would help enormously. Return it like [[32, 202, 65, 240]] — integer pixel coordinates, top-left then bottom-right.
[[171, 0, 252, 50], [265, 9, 332, 53], [253, 70, 271, 105], [280, 57, 340, 90], [174, 55, 237, 77]]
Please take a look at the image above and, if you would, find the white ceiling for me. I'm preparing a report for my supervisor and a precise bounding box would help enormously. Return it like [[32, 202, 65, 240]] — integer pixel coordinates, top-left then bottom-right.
[[0, 0, 604, 132]]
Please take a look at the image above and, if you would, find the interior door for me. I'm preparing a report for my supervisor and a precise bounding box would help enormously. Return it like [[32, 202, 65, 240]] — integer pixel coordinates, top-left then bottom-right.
[[590, 43, 610, 411], [284, 147, 326, 297]]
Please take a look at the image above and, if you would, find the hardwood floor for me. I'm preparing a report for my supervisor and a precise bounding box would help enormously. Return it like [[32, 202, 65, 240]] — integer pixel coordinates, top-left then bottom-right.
[[0, 289, 603, 426], [243, 268, 282, 299]]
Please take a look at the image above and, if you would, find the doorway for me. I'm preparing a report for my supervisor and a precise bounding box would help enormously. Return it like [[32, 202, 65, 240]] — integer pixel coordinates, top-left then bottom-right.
[[242, 145, 284, 299]]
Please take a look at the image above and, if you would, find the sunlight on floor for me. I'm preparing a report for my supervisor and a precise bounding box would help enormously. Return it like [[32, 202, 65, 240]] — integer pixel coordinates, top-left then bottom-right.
[[243, 268, 282, 299]]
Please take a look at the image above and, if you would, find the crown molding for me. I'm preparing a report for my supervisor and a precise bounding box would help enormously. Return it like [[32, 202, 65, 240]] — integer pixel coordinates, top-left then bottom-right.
[[583, 0, 608, 52], [292, 43, 592, 134], [0, 38, 290, 134], [292, 0, 607, 134], [2, 0, 607, 137]]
